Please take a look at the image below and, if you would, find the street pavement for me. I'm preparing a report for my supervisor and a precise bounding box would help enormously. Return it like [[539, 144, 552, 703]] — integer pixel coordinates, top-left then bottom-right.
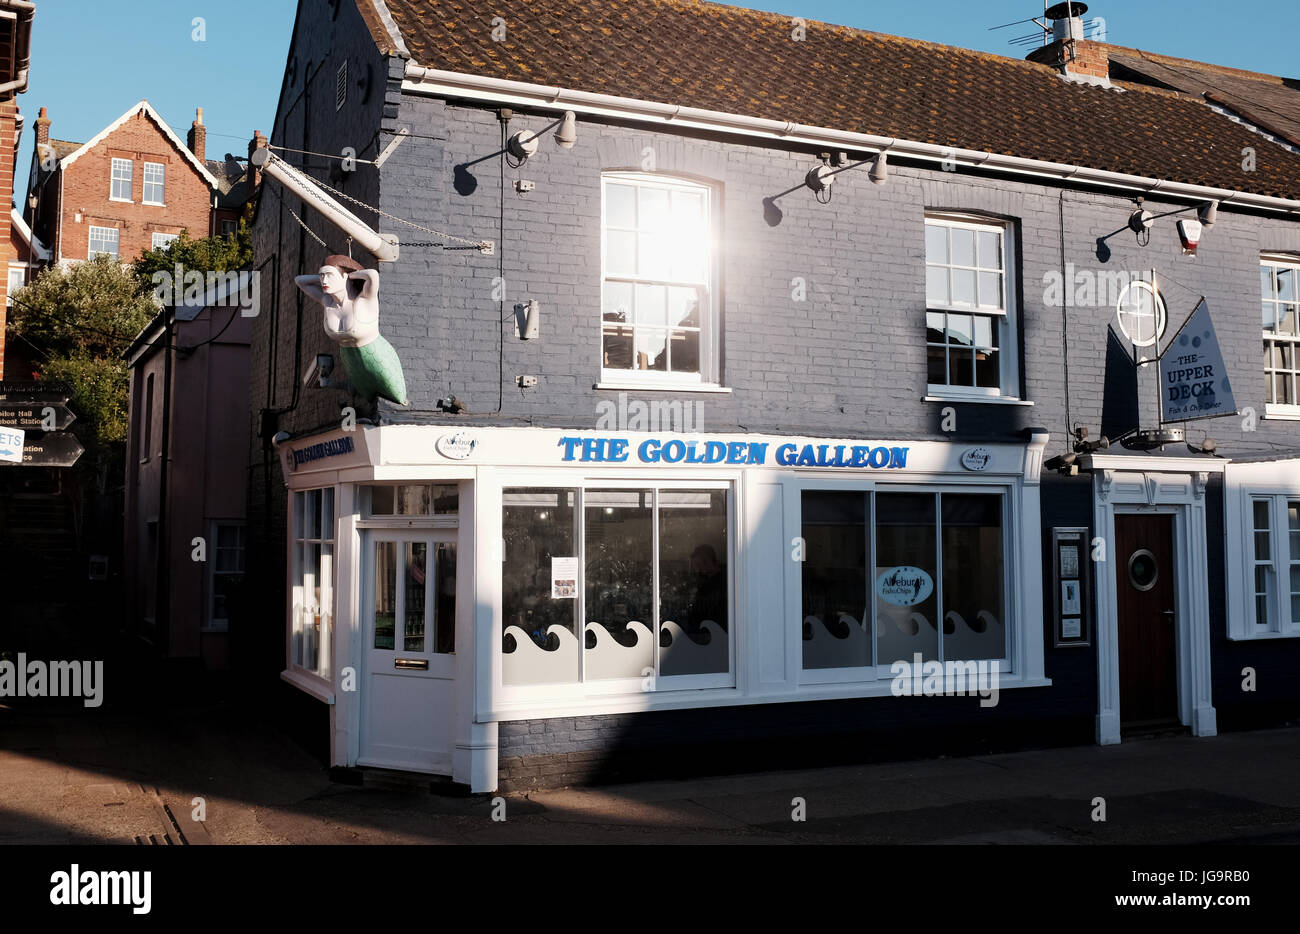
[[2, 682, 1299, 844]]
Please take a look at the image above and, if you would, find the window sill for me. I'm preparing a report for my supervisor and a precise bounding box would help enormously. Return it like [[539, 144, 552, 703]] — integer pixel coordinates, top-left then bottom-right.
[[143, 201, 166, 207], [1227, 628, 1300, 641], [280, 668, 335, 704], [108, 197, 133, 204], [1264, 405, 1300, 420], [923, 395, 1034, 406], [595, 381, 732, 394]]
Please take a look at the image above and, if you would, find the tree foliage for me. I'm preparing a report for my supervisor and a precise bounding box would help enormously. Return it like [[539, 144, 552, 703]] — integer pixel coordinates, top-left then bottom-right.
[[8, 255, 158, 446], [134, 218, 253, 288]]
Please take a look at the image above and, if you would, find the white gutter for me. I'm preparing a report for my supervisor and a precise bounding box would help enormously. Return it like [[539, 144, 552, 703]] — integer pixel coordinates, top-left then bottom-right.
[[403, 63, 1300, 217]]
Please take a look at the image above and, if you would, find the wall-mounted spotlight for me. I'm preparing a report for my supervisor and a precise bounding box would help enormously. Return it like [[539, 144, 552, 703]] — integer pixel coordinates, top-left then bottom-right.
[[1044, 451, 1079, 475], [1128, 197, 1154, 246], [507, 110, 578, 166], [1072, 426, 1109, 453], [806, 159, 835, 204], [869, 151, 889, 185], [1197, 200, 1218, 227]]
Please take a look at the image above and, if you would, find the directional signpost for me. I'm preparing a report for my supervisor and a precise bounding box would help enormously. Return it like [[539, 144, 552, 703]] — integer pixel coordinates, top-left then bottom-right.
[[0, 403, 76, 432], [0, 383, 82, 467]]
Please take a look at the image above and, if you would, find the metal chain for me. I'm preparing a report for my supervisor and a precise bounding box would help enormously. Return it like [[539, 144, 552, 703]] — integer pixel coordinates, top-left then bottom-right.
[[286, 204, 327, 248], [275, 155, 486, 249]]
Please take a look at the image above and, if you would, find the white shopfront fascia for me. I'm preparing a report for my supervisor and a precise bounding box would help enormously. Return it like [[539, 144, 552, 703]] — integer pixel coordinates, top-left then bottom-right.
[[279, 424, 1051, 790]]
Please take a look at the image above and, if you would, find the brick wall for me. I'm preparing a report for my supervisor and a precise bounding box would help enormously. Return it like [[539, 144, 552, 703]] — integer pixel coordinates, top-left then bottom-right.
[[57, 109, 212, 263], [0, 98, 17, 379]]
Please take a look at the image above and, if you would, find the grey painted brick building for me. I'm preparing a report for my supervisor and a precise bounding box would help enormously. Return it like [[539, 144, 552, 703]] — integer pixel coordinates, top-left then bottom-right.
[[244, 0, 1300, 791]]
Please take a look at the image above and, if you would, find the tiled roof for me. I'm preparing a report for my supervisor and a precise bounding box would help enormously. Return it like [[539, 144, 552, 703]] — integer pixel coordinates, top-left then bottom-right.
[[1109, 48, 1300, 149], [366, 0, 1300, 200], [206, 157, 253, 208], [47, 138, 81, 159]]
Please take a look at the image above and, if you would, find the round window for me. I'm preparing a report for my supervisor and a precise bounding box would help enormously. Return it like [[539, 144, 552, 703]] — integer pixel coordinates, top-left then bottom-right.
[[1128, 549, 1159, 591], [1116, 280, 1167, 347]]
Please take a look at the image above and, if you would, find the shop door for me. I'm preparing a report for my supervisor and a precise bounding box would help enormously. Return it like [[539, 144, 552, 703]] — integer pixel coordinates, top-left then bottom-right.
[[1115, 515, 1178, 727], [360, 532, 457, 772]]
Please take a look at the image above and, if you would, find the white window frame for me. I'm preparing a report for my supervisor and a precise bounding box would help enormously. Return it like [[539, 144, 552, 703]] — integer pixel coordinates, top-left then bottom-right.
[[290, 488, 335, 681], [924, 213, 1021, 401], [7, 264, 25, 305], [207, 521, 246, 632], [88, 225, 119, 259], [143, 162, 165, 205], [1226, 461, 1300, 639], [110, 157, 133, 202], [599, 172, 721, 390], [497, 476, 736, 705], [151, 232, 178, 251], [796, 479, 1014, 685], [1261, 254, 1300, 419]]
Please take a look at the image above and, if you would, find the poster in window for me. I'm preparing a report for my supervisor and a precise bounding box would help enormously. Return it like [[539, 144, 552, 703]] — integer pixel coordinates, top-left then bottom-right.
[[1052, 527, 1091, 647], [1062, 617, 1082, 639], [551, 556, 578, 599], [1061, 579, 1081, 616], [1059, 544, 1079, 578]]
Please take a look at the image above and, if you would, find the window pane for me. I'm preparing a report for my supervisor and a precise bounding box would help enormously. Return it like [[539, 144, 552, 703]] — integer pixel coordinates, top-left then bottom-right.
[[875, 493, 938, 665], [1279, 268, 1296, 302], [1282, 305, 1299, 336], [434, 543, 456, 654], [404, 542, 426, 651], [374, 541, 396, 650], [636, 283, 667, 327], [503, 489, 579, 685], [322, 489, 334, 540], [978, 271, 1002, 309], [977, 230, 1001, 270], [950, 347, 974, 387], [432, 484, 458, 514], [304, 490, 320, 539], [639, 231, 673, 279], [801, 491, 870, 670], [941, 494, 1005, 661], [947, 314, 972, 346], [397, 485, 430, 515], [1261, 266, 1276, 300], [926, 266, 949, 306], [606, 229, 636, 275], [925, 224, 948, 263], [975, 345, 1000, 388], [927, 345, 947, 385], [951, 227, 975, 266], [371, 486, 395, 515], [584, 490, 654, 680], [668, 328, 700, 374], [606, 183, 636, 228], [668, 286, 700, 329], [951, 268, 976, 306], [1263, 303, 1278, 332], [603, 280, 632, 323], [1254, 499, 1270, 531], [660, 490, 729, 676], [603, 325, 634, 369], [638, 186, 670, 231], [636, 329, 669, 371]]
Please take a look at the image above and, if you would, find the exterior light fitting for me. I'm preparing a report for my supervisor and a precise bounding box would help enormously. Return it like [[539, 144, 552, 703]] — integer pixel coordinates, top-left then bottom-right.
[[1197, 200, 1218, 227], [806, 161, 835, 203], [507, 111, 578, 165], [869, 151, 889, 185]]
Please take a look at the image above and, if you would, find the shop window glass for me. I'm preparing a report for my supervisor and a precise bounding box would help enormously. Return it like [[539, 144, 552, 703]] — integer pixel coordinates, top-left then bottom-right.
[[875, 493, 940, 666], [292, 488, 334, 678], [368, 484, 458, 516], [502, 489, 580, 685], [940, 494, 1004, 661], [584, 490, 654, 680], [658, 489, 729, 677], [801, 491, 871, 670]]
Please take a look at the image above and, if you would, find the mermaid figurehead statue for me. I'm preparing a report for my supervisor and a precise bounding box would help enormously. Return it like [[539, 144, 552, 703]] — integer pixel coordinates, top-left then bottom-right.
[[295, 254, 409, 406]]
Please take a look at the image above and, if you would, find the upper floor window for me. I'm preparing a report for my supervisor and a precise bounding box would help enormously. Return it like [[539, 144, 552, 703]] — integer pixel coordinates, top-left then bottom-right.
[[925, 214, 1020, 399], [88, 225, 119, 259], [143, 162, 165, 205], [110, 158, 133, 201], [6, 265, 24, 305], [221, 219, 238, 237], [151, 232, 179, 251], [601, 173, 718, 386], [1262, 255, 1300, 415]]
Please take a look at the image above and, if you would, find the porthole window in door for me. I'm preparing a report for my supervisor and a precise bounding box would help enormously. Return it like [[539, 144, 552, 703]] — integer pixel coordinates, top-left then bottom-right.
[[1128, 548, 1159, 591]]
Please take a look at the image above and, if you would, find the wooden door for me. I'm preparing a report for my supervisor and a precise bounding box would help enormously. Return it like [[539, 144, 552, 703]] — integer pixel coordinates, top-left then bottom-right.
[[1115, 514, 1178, 726]]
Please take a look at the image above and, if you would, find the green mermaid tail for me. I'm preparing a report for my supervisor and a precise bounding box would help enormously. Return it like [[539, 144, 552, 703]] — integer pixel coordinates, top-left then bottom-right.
[[339, 336, 408, 405]]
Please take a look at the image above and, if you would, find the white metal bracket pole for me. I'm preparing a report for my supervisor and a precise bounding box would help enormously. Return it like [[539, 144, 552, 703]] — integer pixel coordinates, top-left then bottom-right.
[[251, 148, 400, 263]]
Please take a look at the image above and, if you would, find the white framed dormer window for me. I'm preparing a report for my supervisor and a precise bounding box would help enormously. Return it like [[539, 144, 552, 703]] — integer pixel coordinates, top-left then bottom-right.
[[1262, 255, 1300, 418], [151, 232, 178, 251], [143, 162, 165, 205], [88, 226, 119, 259], [291, 488, 335, 679], [110, 157, 133, 201], [601, 173, 720, 388], [925, 214, 1021, 400]]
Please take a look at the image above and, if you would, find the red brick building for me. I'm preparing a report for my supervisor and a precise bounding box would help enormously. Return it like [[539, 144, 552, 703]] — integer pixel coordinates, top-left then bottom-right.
[[24, 100, 220, 269], [0, 0, 34, 380]]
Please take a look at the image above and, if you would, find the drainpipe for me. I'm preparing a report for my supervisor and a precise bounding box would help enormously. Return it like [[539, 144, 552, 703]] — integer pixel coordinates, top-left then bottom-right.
[[154, 310, 174, 652]]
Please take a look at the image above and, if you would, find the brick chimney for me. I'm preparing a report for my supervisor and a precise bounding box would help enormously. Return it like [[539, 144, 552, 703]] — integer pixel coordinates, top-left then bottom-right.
[[187, 107, 206, 162], [34, 105, 49, 146], [248, 130, 268, 188], [1026, 2, 1110, 81]]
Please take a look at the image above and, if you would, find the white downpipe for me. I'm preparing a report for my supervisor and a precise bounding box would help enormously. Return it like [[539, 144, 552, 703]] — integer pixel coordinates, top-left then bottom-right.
[[251, 148, 399, 262], [403, 62, 1300, 217]]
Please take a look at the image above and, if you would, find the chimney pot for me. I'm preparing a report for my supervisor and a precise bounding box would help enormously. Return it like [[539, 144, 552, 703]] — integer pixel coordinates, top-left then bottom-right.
[[35, 105, 49, 146], [1028, 2, 1109, 80]]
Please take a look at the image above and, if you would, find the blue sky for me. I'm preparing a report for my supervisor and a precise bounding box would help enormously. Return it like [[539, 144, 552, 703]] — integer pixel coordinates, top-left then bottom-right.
[[14, 1, 1298, 207]]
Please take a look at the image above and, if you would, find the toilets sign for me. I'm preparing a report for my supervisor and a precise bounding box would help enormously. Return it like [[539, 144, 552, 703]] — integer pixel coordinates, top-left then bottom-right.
[[1160, 299, 1237, 423]]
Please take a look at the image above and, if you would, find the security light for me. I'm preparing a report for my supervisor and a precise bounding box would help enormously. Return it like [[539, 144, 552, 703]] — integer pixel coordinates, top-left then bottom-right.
[[507, 111, 579, 164], [1198, 200, 1218, 227], [869, 151, 889, 185]]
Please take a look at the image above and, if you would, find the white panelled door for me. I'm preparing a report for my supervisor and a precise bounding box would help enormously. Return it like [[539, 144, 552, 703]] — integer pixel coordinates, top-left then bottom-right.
[[360, 531, 458, 773]]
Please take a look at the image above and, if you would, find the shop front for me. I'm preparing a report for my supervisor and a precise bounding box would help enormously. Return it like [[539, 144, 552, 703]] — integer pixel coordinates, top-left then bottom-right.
[[276, 425, 1054, 792]]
